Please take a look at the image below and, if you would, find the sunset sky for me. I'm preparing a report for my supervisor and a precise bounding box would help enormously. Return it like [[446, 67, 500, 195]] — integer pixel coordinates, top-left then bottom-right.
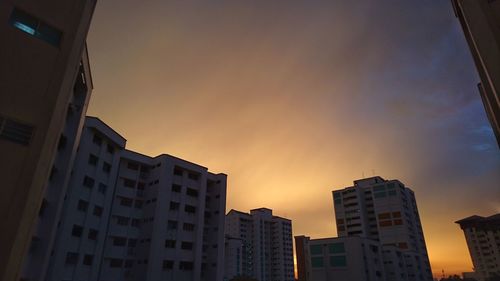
[[86, 0, 500, 277]]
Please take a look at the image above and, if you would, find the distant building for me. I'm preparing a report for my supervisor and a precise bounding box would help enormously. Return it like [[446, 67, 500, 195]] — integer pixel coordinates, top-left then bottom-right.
[[451, 0, 500, 148], [224, 208, 294, 281], [0, 1, 97, 280], [456, 214, 500, 281], [296, 176, 433, 281], [333, 176, 433, 281], [23, 117, 227, 281], [295, 235, 386, 281], [462, 271, 480, 281]]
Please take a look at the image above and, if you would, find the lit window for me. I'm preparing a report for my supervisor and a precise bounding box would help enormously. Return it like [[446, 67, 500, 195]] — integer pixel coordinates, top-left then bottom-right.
[[9, 8, 62, 46]]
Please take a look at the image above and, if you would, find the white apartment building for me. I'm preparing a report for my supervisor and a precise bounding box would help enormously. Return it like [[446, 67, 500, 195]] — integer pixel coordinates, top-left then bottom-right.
[[456, 214, 500, 281], [24, 116, 227, 281], [295, 235, 386, 281], [224, 208, 294, 281], [332, 176, 433, 281]]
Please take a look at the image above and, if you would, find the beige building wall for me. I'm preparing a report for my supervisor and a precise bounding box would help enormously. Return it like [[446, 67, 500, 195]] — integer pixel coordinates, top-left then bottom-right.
[[0, 1, 97, 280]]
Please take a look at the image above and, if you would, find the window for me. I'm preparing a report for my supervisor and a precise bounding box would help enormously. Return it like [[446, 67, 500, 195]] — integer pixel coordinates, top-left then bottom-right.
[[116, 216, 129, 226], [93, 206, 103, 217], [167, 220, 178, 230], [77, 200, 88, 212], [128, 238, 137, 247], [107, 144, 114, 154], [172, 184, 181, 192], [310, 244, 322, 255], [188, 172, 199, 181], [378, 213, 391, 220], [311, 257, 324, 268], [329, 243, 345, 254], [179, 261, 194, 271], [394, 219, 403, 225], [88, 154, 98, 166], [123, 179, 136, 188], [125, 260, 134, 268], [72, 225, 83, 237], [65, 252, 78, 265], [9, 8, 62, 46], [185, 205, 196, 214], [120, 197, 133, 207], [83, 255, 93, 266], [181, 242, 193, 250], [134, 200, 143, 209], [330, 256, 347, 267], [39, 199, 48, 217], [379, 220, 393, 227], [127, 162, 139, 170], [113, 237, 127, 246], [173, 166, 183, 176], [98, 183, 107, 194], [131, 219, 141, 228], [92, 134, 102, 146], [183, 223, 195, 232], [83, 176, 95, 188], [392, 212, 402, 218], [186, 188, 198, 197], [163, 260, 174, 270], [170, 202, 180, 211], [102, 162, 111, 173], [58, 135, 67, 150], [165, 240, 176, 248], [88, 229, 98, 240], [109, 259, 123, 268]]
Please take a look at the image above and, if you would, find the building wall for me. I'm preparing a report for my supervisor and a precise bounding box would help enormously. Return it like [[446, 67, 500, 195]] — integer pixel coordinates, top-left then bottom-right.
[[225, 208, 294, 281], [0, 1, 97, 280], [452, 0, 500, 147]]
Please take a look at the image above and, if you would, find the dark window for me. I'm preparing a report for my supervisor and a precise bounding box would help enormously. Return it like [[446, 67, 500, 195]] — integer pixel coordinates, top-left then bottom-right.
[[58, 135, 67, 150], [125, 260, 133, 268], [131, 219, 141, 228], [179, 261, 193, 271], [107, 144, 114, 154], [77, 200, 88, 212], [98, 183, 107, 194], [110, 259, 123, 268], [102, 162, 111, 173], [113, 237, 127, 246], [173, 166, 183, 176], [183, 223, 195, 232], [83, 176, 95, 188], [165, 240, 176, 248], [72, 225, 83, 237], [186, 188, 198, 197], [170, 202, 180, 211], [134, 200, 143, 209], [185, 205, 196, 214], [167, 220, 178, 230], [172, 184, 181, 192], [83, 254, 93, 266], [188, 172, 199, 181], [123, 178, 136, 188], [39, 199, 48, 217], [0, 116, 34, 145], [65, 252, 78, 265], [127, 162, 139, 170], [116, 216, 129, 226], [88, 229, 98, 240], [128, 238, 137, 247], [181, 242, 193, 250], [92, 134, 102, 146], [93, 206, 103, 217], [88, 154, 98, 166], [162, 260, 174, 270], [9, 8, 62, 46], [120, 197, 133, 207]]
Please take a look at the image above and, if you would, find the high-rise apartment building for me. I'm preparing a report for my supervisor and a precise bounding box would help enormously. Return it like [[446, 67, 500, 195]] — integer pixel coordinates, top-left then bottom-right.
[[22, 117, 227, 281], [0, 1, 97, 280], [456, 214, 500, 281], [332, 176, 433, 281], [224, 208, 294, 281], [451, 0, 500, 147], [296, 176, 433, 281]]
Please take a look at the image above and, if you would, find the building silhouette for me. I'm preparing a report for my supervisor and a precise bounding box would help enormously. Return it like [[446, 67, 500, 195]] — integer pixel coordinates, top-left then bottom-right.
[[456, 214, 500, 281], [0, 1, 97, 280], [452, 0, 500, 147], [22, 117, 227, 281], [224, 208, 294, 281], [295, 176, 433, 281]]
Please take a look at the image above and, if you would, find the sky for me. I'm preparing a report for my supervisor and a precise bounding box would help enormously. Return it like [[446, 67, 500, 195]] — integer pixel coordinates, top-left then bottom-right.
[[86, 0, 500, 277]]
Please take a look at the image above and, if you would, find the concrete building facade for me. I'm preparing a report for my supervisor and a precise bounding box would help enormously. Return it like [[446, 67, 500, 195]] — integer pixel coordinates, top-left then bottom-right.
[[332, 176, 433, 281], [452, 0, 500, 147], [456, 214, 500, 281], [22, 117, 227, 281], [0, 1, 97, 280], [224, 208, 294, 281]]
